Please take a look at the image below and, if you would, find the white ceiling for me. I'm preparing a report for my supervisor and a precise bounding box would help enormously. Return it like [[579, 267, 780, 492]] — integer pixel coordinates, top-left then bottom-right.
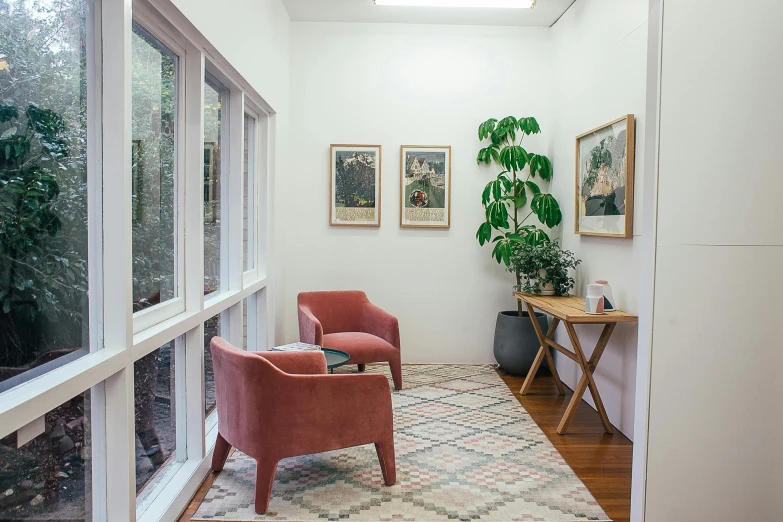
[[282, 0, 577, 27]]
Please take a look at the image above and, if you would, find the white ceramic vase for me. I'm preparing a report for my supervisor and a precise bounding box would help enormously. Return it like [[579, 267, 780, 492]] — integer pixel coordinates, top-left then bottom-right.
[[585, 284, 605, 314], [538, 269, 555, 295]]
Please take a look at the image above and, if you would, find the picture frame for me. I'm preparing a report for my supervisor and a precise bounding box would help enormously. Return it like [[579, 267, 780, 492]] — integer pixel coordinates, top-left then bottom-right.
[[400, 145, 451, 229], [575, 115, 635, 238], [330, 144, 382, 227]]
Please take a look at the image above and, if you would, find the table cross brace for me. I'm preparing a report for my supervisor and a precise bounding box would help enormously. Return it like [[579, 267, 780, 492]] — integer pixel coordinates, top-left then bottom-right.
[[518, 301, 617, 435]]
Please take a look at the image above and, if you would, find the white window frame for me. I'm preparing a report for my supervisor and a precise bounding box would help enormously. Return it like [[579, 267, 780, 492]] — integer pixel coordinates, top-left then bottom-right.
[[203, 66, 233, 302], [0, 0, 275, 520], [130, 8, 188, 335], [242, 108, 260, 281]]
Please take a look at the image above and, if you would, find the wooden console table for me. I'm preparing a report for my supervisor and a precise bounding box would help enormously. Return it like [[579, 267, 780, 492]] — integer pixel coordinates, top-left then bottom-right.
[[513, 292, 638, 435]]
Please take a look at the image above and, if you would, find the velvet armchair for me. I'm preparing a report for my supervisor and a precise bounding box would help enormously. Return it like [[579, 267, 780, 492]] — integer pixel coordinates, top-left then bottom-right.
[[298, 291, 402, 390], [209, 337, 396, 514]]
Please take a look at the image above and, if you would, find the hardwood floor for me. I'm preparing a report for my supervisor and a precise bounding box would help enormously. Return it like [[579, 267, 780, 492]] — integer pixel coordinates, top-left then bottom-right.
[[498, 369, 633, 522], [178, 370, 633, 522]]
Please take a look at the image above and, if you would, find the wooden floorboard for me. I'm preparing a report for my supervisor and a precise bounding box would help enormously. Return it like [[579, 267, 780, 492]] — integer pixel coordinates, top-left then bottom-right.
[[498, 369, 632, 522], [178, 371, 632, 522]]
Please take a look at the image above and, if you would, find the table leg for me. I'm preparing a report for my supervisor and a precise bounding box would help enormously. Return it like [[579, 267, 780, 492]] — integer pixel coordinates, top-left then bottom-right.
[[557, 323, 616, 435], [520, 303, 563, 396]]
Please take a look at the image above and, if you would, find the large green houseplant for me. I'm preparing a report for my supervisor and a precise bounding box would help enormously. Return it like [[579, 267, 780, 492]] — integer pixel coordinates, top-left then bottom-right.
[[475, 116, 565, 375]]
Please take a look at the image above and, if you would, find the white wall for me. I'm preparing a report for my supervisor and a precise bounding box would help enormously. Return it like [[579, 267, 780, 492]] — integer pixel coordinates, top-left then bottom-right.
[[169, 0, 291, 344], [644, 1, 783, 520], [282, 23, 552, 363], [548, 0, 649, 439]]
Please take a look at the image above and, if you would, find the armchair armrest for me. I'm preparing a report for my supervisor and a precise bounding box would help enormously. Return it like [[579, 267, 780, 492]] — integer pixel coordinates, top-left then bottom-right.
[[257, 351, 327, 375], [361, 303, 400, 349], [298, 305, 324, 346]]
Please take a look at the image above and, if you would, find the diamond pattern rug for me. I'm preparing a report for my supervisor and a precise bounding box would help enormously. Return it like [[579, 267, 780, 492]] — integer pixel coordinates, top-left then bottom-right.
[[191, 364, 610, 521]]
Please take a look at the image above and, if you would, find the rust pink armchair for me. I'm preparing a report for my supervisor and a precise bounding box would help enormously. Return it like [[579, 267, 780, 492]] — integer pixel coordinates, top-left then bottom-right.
[[298, 291, 402, 390], [210, 337, 396, 514]]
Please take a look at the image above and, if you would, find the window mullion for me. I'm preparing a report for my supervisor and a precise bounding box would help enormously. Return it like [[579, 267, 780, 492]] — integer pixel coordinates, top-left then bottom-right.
[[101, 0, 134, 519], [184, 46, 206, 460]]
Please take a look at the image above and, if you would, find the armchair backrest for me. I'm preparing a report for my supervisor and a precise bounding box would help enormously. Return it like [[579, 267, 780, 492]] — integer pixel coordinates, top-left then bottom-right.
[[210, 337, 283, 450], [297, 290, 369, 334]]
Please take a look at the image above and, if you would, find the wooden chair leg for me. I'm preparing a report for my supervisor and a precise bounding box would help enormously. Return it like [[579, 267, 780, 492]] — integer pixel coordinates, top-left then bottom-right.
[[374, 437, 397, 486], [254, 455, 280, 514], [211, 433, 232, 471]]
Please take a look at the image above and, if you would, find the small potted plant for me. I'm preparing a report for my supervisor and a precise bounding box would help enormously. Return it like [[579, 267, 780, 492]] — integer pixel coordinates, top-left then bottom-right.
[[510, 240, 580, 297]]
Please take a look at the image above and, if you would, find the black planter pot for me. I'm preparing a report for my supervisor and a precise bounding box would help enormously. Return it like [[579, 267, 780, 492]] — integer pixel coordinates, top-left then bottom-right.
[[493, 310, 549, 376]]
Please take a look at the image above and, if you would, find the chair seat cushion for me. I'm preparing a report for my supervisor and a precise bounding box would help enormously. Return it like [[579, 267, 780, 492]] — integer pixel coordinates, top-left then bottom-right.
[[322, 332, 398, 364]]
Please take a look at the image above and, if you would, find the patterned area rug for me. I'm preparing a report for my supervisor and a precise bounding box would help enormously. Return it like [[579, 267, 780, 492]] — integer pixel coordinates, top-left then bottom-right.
[[192, 364, 609, 521]]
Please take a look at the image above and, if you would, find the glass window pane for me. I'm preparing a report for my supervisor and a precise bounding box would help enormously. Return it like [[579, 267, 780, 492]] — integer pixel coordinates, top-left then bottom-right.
[[203, 78, 222, 297], [203, 313, 221, 417], [0, 391, 92, 520], [243, 114, 255, 272], [135, 341, 177, 494], [131, 24, 178, 313], [0, 0, 91, 391]]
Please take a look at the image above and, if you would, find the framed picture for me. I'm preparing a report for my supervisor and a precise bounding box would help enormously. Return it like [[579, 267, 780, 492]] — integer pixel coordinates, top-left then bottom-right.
[[330, 144, 382, 227], [400, 145, 451, 228], [575, 115, 635, 238]]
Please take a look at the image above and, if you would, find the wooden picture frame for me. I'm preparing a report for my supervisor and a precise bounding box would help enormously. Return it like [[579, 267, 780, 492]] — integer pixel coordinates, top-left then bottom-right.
[[330, 144, 382, 227], [575, 115, 635, 238], [400, 145, 451, 229]]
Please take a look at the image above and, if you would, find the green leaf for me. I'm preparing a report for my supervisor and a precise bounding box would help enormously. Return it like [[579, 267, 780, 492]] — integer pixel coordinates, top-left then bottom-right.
[[531, 194, 563, 228], [481, 182, 492, 205], [523, 228, 550, 245], [499, 145, 528, 171], [487, 200, 509, 229], [519, 117, 541, 135], [476, 147, 494, 165], [529, 154, 553, 181], [478, 118, 497, 140], [475, 221, 492, 245], [497, 173, 512, 192], [491, 180, 502, 201], [525, 180, 541, 195]]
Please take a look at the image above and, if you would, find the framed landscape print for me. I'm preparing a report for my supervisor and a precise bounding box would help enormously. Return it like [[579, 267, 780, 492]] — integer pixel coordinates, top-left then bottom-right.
[[330, 144, 382, 227], [575, 115, 635, 238], [400, 145, 451, 228]]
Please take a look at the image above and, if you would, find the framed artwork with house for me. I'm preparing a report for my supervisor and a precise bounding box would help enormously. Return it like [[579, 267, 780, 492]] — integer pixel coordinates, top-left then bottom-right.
[[400, 145, 451, 228], [575, 115, 635, 238], [330, 144, 382, 227]]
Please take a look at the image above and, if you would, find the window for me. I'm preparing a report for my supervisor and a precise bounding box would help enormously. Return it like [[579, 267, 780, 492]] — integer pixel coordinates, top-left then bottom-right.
[[203, 76, 225, 298], [0, 1, 272, 520], [0, 391, 92, 520], [134, 341, 178, 495], [0, 0, 91, 391], [203, 313, 221, 417], [131, 23, 181, 319], [243, 113, 256, 273]]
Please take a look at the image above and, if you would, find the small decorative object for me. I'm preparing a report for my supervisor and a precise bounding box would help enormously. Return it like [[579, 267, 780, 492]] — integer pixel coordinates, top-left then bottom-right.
[[595, 280, 616, 311], [400, 145, 451, 228], [510, 240, 581, 297], [585, 284, 606, 314], [330, 144, 381, 227], [575, 115, 635, 238], [270, 342, 322, 352]]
